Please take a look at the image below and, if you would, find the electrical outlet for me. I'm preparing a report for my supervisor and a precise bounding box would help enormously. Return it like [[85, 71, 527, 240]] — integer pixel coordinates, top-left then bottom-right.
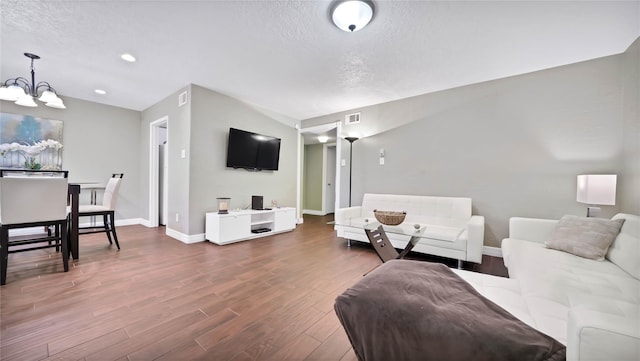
[[175, 213, 179, 222], [341, 159, 346, 166], [379, 158, 385, 165], [181, 149, 186, 158]]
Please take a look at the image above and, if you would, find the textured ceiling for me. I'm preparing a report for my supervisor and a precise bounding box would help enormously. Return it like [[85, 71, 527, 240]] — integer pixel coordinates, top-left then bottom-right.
[[1, 0, 639, 122]]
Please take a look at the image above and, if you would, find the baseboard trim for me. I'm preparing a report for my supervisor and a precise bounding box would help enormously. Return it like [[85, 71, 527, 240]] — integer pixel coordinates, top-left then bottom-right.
[[302, 209, 325, 216], [138, 219, 153, 227], [483, 246, 502, 258], [6, 219, 211, 244], [165, 227, 205, 244]]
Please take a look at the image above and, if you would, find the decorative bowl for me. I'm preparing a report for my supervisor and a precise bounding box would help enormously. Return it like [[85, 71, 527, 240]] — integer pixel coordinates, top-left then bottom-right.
[[373, 210, 406, 226]]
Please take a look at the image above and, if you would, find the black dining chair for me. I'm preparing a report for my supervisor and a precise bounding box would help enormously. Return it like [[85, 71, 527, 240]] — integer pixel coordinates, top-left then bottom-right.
[[0, 169, 70, 285], [77, 173, 123, 249]]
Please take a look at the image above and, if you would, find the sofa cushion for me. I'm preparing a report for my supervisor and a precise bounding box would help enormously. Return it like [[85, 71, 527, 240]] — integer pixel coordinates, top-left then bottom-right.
[[501, 237, 640, 348], [606, 214, 640, 280], [545, 215, 625, 260], [453, 269, 540, 335], [503, 238, 639, 304]]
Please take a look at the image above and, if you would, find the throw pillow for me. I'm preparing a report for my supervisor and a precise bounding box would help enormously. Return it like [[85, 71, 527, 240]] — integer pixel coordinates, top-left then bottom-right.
[[545, 215, 625, 261]]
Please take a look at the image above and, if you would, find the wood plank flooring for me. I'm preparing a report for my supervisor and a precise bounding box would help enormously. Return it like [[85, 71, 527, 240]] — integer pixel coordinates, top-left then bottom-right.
[[0, 215, 508, 360]]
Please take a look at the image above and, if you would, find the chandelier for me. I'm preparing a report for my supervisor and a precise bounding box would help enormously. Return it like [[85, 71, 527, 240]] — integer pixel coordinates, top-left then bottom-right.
[[0, 53, 66, 109]]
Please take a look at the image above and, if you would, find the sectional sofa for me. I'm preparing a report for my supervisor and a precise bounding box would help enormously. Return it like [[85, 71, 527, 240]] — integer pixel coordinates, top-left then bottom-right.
[[334, 213, 638, 361], [456, 213, 639, 360]]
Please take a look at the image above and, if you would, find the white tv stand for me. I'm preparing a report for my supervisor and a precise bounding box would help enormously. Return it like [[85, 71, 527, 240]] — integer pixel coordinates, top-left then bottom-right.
[[205, 207, 296, 245]]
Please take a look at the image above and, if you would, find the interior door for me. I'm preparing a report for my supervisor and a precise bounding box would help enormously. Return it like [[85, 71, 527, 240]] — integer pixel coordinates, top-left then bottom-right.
[[158, 142, 168, 225], [325, 145, 336, 214]]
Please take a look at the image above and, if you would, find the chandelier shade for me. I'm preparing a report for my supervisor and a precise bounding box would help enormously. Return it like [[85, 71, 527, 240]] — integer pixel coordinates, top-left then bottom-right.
[[0, 84, 26, 101], [15, 95, 37, 107], [46, 97, 67, 109], [38, 90, 58, 103], [0, 53, 66, 109]]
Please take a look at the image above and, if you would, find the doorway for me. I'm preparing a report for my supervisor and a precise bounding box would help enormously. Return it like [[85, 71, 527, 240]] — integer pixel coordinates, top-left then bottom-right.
[[149, 116, 168, 228], [299, 122, 340, 216]]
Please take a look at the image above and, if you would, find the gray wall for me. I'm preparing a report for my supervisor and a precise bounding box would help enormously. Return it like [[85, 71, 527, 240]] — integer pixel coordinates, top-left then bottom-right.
[[303, 144, 323, 211], [140, 85, 192, 234], [188, 85, 298, 235], [620, 37, 640, 215], [303, 42, 638, 248], [140, 84, 298, 236], [1, 97, 142, 220]]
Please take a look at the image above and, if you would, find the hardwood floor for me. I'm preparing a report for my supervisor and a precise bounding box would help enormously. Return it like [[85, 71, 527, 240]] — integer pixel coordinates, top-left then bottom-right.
[[0, 215, 507, 360]]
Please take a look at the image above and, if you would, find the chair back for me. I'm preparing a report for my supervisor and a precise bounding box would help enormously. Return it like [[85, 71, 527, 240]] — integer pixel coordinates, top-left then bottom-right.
[[0, 176, 69, 225], [102, 176, 122, 210]]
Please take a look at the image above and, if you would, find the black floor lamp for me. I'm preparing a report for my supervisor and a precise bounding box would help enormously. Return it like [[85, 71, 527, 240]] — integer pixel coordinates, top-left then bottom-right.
[[345, 136, 359, 207]]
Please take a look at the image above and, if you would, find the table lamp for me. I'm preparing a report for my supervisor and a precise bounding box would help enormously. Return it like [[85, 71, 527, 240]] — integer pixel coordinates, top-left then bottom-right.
[[576, 174, 617, 217]]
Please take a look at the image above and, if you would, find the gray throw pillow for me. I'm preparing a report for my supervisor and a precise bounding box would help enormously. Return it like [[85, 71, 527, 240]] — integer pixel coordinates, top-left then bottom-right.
[[545, 215, 625, 260]]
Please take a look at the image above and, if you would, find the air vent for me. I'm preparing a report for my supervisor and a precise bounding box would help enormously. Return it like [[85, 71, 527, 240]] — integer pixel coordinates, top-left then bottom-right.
[[178, 91, 188, 107], [345, 112, 361, 125]]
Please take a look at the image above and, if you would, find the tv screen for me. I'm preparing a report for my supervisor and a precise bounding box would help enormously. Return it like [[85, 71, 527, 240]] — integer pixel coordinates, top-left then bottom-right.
[[226, 128, 281, 171]]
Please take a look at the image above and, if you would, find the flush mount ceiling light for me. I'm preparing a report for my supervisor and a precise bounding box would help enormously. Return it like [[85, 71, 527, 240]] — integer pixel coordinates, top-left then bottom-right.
[[0, 53, 66, 109], [331, 0, 374, 32], [94, 89, 107, 95]]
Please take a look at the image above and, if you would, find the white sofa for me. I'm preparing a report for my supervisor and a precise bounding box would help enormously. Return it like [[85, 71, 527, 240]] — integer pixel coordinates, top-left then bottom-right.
[[454, 213, 639, 361], [334, 193, 485, 265]]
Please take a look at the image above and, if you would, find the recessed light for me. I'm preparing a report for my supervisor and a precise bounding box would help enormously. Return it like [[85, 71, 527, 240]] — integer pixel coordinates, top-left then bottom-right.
[[94, 89, 107, 95], [120, 53, 136, 62]]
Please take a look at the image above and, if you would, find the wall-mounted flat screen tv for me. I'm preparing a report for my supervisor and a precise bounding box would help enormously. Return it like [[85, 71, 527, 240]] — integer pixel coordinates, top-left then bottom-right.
[[226, 128, 281, 171]]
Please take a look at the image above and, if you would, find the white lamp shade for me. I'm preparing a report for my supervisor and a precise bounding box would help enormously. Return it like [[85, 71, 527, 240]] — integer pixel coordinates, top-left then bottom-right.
[[332, 0, 374, 32], [0, 86, 15, 101], [577, 174, 617, 205], [38, 90, 58, 103], [0, 84, 26, 101], [14, 94, 37, 107], [45, 97, 66, 109]]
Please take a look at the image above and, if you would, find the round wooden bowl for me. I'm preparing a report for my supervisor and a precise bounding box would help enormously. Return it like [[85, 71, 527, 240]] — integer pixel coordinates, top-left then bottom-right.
[[373, 210, 407, 226]]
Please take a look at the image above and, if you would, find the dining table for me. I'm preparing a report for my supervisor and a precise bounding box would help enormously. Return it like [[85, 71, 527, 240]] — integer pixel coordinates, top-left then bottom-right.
[[67, 183, 80, 259]]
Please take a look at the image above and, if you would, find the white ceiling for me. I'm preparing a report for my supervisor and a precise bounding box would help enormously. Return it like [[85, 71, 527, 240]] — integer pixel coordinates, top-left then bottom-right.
[[1, 1, 638, 122]]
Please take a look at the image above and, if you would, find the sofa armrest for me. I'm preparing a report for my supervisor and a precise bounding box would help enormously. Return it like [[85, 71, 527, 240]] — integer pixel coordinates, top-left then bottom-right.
[[335, 206, 362, 224], [465, 215, 484, 264], [567, 306, 640, 361], [509, 217, 558, 244]]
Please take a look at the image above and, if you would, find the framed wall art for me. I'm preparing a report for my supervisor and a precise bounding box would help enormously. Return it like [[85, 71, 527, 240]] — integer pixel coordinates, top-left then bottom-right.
[[0, 113, 64, 170]]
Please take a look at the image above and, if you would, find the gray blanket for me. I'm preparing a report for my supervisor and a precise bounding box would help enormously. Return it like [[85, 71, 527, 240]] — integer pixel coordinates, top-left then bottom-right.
[[334, 260, 566, 361]]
